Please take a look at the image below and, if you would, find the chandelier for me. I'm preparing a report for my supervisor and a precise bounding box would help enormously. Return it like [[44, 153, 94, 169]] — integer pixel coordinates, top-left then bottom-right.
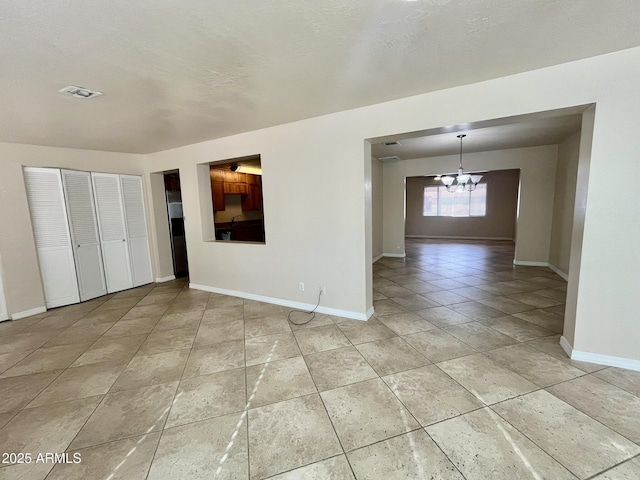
[[440, 134, 483, 192]]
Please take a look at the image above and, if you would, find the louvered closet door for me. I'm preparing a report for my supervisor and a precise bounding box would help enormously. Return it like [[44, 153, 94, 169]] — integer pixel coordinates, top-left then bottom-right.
[[62, 170, 107, 301], [23, 167, 80, 308], [120, 175, 153, 287], [91, 172, 133, 293]]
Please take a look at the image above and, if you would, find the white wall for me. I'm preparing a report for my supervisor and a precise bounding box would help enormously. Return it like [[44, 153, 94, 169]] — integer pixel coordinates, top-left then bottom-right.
[[371, 157, 383, 260], [382, 147, 558, 262], [0, 142, 145, 317], [549, 132, 580, 276], [142, 46, 640, 363]]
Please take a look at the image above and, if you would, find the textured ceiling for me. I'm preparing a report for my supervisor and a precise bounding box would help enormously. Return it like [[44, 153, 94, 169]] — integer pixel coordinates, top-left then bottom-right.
[[1, 1, 640, 154]]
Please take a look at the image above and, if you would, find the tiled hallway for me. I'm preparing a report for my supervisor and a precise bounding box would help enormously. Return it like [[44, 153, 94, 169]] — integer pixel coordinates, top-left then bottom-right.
[[1, 239, 639, 479]]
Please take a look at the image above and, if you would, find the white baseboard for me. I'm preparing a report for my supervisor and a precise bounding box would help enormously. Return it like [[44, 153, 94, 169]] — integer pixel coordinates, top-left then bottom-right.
[[382, 253, 406, 258], [561, 335, 640, 372], [366, 306, 374, 320], [547, 263, 569, 281], [406, 235, 513, 241], [560, 335, 573, 358], [513, 260, 549, 267], [155, 275, 176, 283], [372, 254, 384, 263], [189, 283, 369, 321], [11, 306, 47, 320]]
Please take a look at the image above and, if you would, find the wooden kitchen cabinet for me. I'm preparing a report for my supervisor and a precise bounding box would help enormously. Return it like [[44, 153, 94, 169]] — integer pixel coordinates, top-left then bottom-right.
[[224, 182, 249, 195], [211, 180, 225, 211]]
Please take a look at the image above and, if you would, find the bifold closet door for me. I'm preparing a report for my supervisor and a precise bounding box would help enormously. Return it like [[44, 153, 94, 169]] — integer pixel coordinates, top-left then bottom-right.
[[61, 170, 108, 302], [23, 167, 80, 308], [91, 172, 134, 293], [120, 175, 153, 287]]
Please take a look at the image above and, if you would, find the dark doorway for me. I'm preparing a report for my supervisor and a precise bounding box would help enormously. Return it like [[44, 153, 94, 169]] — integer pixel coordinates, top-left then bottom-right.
[[164, 172, 189, 277]]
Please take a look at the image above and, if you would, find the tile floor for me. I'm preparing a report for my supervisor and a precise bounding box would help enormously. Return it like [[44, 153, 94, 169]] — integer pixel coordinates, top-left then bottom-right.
[[0, 239, 639, 479]]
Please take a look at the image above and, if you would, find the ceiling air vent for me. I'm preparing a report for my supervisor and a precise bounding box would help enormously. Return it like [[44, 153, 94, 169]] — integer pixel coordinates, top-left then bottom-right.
[[378, 156, 401, 162], [383, 141, 400, 146], [58, 85, 103, 99]]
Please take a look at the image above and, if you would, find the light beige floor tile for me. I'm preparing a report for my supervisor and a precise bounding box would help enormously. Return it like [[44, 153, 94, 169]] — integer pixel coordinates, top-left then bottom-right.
[[102, 316, 160, 338], [71, 334, 147, 367], [0, 351, 32, 376], [594, 367, 640, 396], [415, 306, 475, 327], [421, 290, 469, 306], [402, 281, 443, 294], [244, 315, 291, 338], [293, 324, 350, 354], [526, 335, 604, 372], [0, 343, 91, 378], [403, 329, 476, 363], [592, 457, 640, 479], [137, 326, 197, 355], [44, 323, 114, 347], [305, 346, 377, 391], [182, 340, 245, 378], [0, 461, 53, 480], [437, 353, 537, 405], [201, 305, 244, 325], [245, 332, 301, 366], [388, 294, 441, 311], [0, 411, 16, 429], [375, 284, 418, 298], [547, 375, 640, 443], [287, 313, 335, 331], [135, 292, 179, 306], [0, 331, 57, 355], [480, 315, 555, 341], [320, 378, 419, 451], [355, 336, 429, 376], [244, 301, 284, 319], [514, 309, 564, 333], [448, 285, 496, 300], [383, 365, 483, 426], [28, 361, 126, 407], [445, 322, 517, 351], [194, 320, 244, 348], [148, 413, 248, 480], [166, 368, 245, 428], [0, 370, 61, 413], [372, 300, 407, 316], [477, 295, 536, 314], [267, 455, 354, 479], [111, 349, 189, 392], [0, 320, 30, 337], [0, 396, 101, 456], [97, 297, 141, 311], [248, 394, 341, 479], [120, 304, 169, 320], [507, 292, 564, 308], [484, 344, 585, 387], [376, 312, 436, 335], [70, 382, 178, 450], [155, 310, 203, 330], [493, 390, 640, 479], [336, 318, 396, 345], [447, 301, 505, 320], [426, 407, 577, 480], [47, 432, 161, 480], [347, 429, 464, 480], [246, 356, 316, 408], [206, 294, 244, 309]]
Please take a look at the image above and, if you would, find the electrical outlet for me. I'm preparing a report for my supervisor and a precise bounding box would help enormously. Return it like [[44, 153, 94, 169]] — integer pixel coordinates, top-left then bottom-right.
[[320, 286, 326, 295], [299, 282, 304, 292]]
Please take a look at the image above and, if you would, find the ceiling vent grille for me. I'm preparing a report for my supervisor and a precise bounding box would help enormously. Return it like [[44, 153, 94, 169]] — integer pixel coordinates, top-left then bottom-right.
[[58, 86, 103, 99], [378, 156, 401, 162]]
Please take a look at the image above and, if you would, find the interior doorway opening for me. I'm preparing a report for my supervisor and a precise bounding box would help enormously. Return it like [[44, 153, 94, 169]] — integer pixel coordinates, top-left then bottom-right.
[[164, 171, 189, 278]]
